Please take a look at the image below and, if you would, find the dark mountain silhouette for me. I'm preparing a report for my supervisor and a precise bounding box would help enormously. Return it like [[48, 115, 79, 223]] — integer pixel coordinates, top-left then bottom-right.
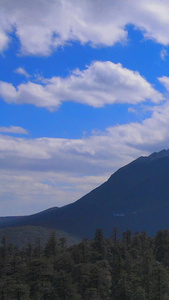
[[1, 149, 169, 238]]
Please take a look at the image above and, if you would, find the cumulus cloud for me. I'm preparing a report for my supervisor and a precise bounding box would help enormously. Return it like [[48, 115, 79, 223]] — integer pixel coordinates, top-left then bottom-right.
[[0, 126, 28, 135], [1, 0, 169, 55], [1, 97, 169, 176], [0, 61, 163, 109]]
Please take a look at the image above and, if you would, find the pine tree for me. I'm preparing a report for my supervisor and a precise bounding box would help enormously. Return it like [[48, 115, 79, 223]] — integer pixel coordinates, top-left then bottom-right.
[[44, 232, 58, 258]]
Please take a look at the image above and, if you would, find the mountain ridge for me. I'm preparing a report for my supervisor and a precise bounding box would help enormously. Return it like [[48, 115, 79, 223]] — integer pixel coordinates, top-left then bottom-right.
[[1, 149, 169, 238]]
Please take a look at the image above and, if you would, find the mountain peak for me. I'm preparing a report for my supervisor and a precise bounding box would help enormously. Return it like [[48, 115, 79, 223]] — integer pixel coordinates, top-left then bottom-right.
[[148, 149, 169, 161]]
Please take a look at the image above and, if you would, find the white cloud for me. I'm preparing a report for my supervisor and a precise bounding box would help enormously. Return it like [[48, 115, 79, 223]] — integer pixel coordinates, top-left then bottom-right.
[[1, 96, 169, 214], [1, 0, 169, 55], [158, 76, 169, 91], [0, 170, 108, 215], [0, 126, 28, 135], [0, 30, 9, 52], [0, 99, 169, 176], [0, 61, 163, 109], [160, 49, 168, 60], [14, 67, 30, 78]]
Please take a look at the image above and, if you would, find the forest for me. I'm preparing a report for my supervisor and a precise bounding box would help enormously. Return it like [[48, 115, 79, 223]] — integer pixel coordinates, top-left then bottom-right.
[[1, 228, 169, 299]]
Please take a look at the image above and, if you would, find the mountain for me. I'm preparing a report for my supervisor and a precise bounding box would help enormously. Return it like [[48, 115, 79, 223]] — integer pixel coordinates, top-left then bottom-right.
[[1, 149, 169, 238]]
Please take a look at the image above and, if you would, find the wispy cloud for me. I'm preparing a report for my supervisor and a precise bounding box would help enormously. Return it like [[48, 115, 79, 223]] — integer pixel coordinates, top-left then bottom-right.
[[160, 49, 168, 60], [14, 67, 30, 78], [158, 76, 169, 90], [0, 126, 28, 135]]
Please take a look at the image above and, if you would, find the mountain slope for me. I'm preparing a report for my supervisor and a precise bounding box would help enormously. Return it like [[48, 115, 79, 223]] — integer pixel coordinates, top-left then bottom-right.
[[1, 150, 169, 238], [0, 226, 80, 248]]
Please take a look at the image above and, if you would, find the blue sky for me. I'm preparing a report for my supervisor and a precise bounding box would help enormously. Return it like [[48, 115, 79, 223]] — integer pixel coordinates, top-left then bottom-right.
[[1, 0, 169, 215]]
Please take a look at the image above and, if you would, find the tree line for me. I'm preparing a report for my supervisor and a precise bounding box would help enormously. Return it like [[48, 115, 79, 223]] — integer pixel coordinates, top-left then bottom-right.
[[1, 228, 169, 299]]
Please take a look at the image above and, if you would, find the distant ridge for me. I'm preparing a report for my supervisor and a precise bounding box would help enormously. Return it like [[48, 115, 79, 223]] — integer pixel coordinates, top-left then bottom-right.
[[1, 149, 169, 238], [149, 149, 169, 160], [0, 226, 80, 248]]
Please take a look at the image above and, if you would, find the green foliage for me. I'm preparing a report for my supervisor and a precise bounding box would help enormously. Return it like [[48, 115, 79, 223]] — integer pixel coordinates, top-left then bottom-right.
[[1, 228, 169, 299]]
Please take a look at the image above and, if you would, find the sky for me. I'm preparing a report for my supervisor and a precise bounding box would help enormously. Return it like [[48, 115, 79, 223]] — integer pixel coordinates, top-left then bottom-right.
[[1, 0, 169, 216]]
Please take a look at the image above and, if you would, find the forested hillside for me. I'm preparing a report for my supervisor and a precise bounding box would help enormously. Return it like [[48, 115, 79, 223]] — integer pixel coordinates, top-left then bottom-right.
[[1, 228, 169, 299], [0, 226, 79, 249]]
